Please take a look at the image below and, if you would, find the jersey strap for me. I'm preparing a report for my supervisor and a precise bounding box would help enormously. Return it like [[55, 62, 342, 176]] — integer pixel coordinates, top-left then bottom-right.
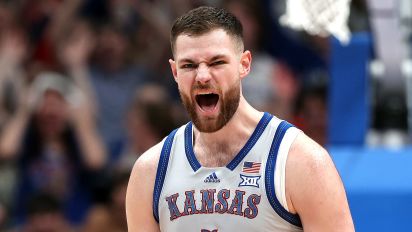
[[153, 128, 178, 222], [184, 122, 202, 171], [265, 121, 302, 227], [226, 112, 273, 170]]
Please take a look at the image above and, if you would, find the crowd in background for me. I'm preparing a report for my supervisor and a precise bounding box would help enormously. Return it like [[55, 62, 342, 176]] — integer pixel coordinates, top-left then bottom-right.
[[0, 0, 369, 231]]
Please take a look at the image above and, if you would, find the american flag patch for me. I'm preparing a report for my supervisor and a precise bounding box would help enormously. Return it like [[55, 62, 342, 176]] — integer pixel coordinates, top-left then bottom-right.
[[242, 161, 261, 174]]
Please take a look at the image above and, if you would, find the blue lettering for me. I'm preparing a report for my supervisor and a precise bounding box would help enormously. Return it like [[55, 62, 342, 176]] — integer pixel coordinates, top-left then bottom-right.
[[244, 194, 261, 219], [182, 190, 198, 216], [227, 190, 245, 216], [215, 189, 229, 213], [165, 193, 181, 221], [166, 189, 259, 220], [200, 189, 216, 214]]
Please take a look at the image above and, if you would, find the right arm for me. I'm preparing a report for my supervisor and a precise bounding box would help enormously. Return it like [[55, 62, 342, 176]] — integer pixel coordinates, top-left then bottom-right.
[[126, 142, 163, 232], [0, 28, 28, 158]]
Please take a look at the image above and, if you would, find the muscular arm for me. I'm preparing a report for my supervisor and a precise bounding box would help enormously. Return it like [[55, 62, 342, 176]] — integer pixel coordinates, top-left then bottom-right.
[[286, 133, 354, 232], [126, 143, 162, 232]]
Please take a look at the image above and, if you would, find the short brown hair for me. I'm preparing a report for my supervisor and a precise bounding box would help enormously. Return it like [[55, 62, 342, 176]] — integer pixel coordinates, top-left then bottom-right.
[[170, 6, 244, 55]]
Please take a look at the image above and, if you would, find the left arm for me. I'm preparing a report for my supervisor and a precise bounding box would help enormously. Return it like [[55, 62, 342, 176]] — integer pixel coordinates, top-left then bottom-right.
[[70, 90, 107, 170], [286, 133, 354, 231]]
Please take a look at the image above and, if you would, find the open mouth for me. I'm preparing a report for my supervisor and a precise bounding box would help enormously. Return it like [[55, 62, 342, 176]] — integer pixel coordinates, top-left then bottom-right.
[[195, 93, 219, 112]]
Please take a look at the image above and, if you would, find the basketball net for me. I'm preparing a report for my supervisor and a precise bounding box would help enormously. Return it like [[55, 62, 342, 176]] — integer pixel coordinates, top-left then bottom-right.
[[280, 0, 352, 44]]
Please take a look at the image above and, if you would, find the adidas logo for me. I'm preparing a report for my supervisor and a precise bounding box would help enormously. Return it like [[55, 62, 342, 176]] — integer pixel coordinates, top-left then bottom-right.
[[204, 172, 220, 183]]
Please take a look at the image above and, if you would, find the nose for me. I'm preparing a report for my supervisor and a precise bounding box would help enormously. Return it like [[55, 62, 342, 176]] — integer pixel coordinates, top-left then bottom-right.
[[195, 63, 211, 84]]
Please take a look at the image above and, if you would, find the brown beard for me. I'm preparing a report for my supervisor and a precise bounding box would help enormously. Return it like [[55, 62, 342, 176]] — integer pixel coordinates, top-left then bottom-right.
[[179, 81, 240, 133]]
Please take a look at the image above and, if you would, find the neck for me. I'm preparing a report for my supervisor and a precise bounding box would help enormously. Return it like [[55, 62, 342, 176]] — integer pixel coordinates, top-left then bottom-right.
[[192, 97, 263, 166]]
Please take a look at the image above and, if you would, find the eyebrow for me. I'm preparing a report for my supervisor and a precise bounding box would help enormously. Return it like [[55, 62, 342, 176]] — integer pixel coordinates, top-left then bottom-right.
[[177, 54, 229, 64], [178, 58, 195, 64], [209, 54, 227, 61]]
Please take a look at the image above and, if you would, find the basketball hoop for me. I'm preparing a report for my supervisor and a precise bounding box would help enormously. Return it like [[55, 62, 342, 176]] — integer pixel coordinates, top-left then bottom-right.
[[280, 0, 351, 44]]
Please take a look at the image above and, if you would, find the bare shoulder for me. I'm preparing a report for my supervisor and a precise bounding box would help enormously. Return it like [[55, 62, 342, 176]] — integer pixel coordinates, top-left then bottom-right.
[[128, 141, 163, 198], [126, 141, 163, 232], [288, 132, 331, 175], [286, 132, 354, 232], [128, 142, 163, 192], [131, 141, 163, 179]]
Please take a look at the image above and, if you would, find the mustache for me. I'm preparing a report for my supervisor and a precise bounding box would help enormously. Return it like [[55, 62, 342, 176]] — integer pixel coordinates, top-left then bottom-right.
[[192, 83, 217, 91]]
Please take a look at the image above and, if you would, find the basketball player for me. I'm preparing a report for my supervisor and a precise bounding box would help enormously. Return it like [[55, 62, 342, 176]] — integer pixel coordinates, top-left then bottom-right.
[[126, 6, 354, 232]]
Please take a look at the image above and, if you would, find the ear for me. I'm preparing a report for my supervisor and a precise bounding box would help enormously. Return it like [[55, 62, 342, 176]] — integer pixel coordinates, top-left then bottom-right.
[[169, 59, 178, 82], [239, 50, 252, 79]]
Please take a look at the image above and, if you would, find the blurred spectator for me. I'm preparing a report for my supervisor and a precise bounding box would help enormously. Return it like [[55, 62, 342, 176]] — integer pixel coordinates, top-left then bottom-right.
[[58, 19, 98, 115], [0, 72, 106, 225], [293, 85, 328, 146], [81, 171, 129, 232], [0, 20, 28, 130], [11, 193, 75, 232], [61, 22, 146, 160], [115, 84, 183, 171], [20, 0, 84, 70], [0, 12, 29, 230], [224, 0, 299, 120]]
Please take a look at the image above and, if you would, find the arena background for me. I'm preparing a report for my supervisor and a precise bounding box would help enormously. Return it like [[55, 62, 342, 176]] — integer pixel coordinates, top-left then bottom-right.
[[0, 0, 410, 231]]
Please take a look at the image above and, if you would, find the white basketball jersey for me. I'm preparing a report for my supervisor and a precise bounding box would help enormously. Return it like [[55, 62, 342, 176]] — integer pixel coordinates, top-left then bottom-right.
[[153, 112, 303, 232]]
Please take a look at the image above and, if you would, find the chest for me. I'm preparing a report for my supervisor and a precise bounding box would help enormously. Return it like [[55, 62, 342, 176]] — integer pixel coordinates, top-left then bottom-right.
[[193, 142, 244, 168]]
